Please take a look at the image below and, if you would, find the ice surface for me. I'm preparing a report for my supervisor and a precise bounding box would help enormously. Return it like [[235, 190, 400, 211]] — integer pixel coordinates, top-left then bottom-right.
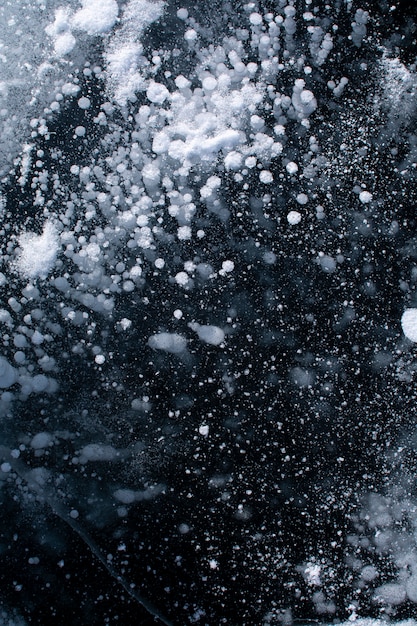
[[0, 0, 416, 624]]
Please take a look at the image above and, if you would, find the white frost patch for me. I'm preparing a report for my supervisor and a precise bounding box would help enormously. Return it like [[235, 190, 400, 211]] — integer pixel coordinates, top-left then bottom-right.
[[188, 322, 225, 346], [45, 8, 76, 56], [148, 332, 187, 354], [15, 221, 59, 280], [104, 0, 166, 104], [72, 0, 119, 35], [401, 309, 417, 342], [304, 563, 322, 586]]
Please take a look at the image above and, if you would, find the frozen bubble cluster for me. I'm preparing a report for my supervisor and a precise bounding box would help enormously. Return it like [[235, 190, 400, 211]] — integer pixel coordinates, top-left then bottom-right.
[[0, 0, 417, 624]]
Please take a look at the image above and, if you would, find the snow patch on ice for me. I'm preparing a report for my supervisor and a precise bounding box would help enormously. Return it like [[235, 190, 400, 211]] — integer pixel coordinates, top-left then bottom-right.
[[72, 0, 119, 35], [15, 221, 60, 280]]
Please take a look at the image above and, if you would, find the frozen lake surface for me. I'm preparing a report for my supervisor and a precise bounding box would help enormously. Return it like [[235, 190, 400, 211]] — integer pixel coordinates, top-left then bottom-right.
[[0, 0, 417, 624]]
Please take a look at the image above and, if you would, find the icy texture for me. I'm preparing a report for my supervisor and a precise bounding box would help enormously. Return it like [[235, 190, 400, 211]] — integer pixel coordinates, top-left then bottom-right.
[[0, 1, 416, 624]]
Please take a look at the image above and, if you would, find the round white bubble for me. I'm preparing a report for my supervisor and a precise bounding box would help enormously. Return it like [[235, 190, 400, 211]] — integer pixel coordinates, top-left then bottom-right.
[[359, 190, 373, 204], [401, 309, 417, 342], [286, 161, 299, 175], [259, 170, 273, 183], [287, 211, 302, 225], [146, 82, 170, 104]]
